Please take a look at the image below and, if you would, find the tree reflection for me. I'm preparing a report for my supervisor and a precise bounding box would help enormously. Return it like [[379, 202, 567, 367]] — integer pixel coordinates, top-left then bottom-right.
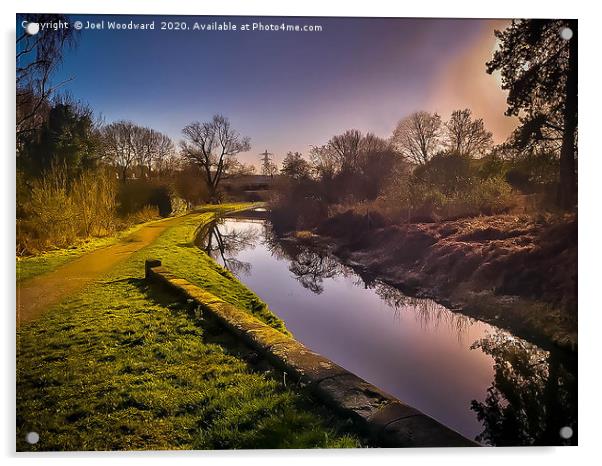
[[288, 250, 343, 294], [264, 227, 475, 340], [262, 227, 347, 293], [470, 331, 577, 446], [200, 220, 258, 276], [202, 219, 577, 447], [375, 283, 473, 341]]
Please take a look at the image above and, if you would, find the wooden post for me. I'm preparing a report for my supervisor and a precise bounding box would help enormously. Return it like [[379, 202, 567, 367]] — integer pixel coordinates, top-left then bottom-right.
[[145, 258, 162, 279]]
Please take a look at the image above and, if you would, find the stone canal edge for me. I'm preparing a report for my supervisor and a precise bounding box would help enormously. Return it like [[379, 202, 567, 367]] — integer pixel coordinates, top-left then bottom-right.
[[145, 258, 478, 448]]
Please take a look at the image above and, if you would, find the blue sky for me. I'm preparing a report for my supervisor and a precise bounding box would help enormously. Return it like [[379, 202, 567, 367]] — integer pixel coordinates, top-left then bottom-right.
[[17, 14, 514, 166]]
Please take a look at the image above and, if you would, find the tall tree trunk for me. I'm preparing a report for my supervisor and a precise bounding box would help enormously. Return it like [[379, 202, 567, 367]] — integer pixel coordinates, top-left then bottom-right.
[[559, 20, 578, 210], [207, 180, 219, 204]]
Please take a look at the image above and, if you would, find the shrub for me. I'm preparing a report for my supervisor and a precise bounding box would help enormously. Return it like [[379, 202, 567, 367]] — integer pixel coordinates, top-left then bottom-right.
[[173, 165, 210, 208], [18, 169, 79, 252], [505, 151, 560, 194], [117, 180, 173, 217], [17, 166, 118, 254], [270, 178, 328, 234], [441, 176, 514, 218], [413, 151, 472, 196], [124, 205, 160, 225], [71, 169, 118, 236], [380, 153, 515, 222]]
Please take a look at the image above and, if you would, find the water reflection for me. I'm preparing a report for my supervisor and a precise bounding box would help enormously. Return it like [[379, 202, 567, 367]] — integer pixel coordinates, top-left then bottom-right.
[[267, 237, 475, 341], [470, 331, 577, 446], [262, 230, 348, 294], [374, 283, 474, 342], [199, 219, 259, 276], [197, 217, 577, 446]]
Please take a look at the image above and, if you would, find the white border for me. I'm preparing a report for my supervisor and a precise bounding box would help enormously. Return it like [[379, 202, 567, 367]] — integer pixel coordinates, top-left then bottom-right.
[[3, 1, 600, 465]]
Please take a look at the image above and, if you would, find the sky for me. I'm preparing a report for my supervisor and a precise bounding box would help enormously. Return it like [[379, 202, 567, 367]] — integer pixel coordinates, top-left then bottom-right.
[[19, 14, 518, 167]]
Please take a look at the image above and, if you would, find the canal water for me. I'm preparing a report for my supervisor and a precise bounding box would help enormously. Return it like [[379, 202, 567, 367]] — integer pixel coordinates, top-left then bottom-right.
[[197, 214, 577, 446]]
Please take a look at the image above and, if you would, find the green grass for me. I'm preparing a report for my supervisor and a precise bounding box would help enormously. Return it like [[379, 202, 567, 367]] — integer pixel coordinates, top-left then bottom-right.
[[16, 221, 153, 282], [16, 203, 261, 283], [146, 209, 288, 334], [17, 203, 360, 450]]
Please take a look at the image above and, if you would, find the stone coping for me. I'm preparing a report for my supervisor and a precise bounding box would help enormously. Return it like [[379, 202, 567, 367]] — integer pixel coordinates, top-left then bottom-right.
[[145, 258, 478, 448]]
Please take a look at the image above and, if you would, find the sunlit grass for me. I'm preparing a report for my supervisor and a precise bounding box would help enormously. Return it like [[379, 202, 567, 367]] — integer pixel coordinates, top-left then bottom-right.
[[16, 203, 359, 450], [16, 203, 260, 283], [16, 221, 153, 282]]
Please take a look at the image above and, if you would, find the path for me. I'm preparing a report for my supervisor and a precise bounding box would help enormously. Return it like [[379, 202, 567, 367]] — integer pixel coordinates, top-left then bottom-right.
[[16, 215, 188, 326]]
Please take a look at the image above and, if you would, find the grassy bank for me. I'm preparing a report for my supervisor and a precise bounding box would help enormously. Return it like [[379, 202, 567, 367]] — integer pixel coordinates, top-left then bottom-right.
[[313, 210, 577, 350], [16, 219, 160, 283], [17, 204, 359, 450], [16, 203, 260, 283]]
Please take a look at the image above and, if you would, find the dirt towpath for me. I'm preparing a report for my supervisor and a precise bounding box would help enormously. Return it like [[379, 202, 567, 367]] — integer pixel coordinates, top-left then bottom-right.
[[17, 215, 187, 326]]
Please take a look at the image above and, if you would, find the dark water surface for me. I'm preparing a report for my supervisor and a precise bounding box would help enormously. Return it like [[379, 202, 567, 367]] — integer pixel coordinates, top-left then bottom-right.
[[198, 215, 577, 446]]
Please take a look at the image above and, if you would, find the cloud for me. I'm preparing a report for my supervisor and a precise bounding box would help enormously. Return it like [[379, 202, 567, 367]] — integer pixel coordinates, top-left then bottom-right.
[[426, 20, 518, 144]]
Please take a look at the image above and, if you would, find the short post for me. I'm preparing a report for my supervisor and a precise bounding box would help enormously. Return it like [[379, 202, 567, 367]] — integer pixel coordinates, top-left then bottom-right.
[[145, 258, 162, 280]]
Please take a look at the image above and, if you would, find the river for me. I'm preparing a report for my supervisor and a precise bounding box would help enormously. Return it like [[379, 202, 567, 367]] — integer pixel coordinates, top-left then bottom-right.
[[197, 212, 577, 446]]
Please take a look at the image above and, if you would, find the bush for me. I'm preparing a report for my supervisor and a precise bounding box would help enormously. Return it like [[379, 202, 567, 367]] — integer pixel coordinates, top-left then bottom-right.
[[117, 180, 173, 217], [505, 151, 560, 194], [124, 205, 160, 225], [71, 169, 118, 236], [380, 153, 515, 222], [269, 178, 328, 234], [441, 176, 514, 218], [16, 167, 180, 255], [413, 151, 472, 196], [17, 167, 118, 254], [173, 165, 210, 208]]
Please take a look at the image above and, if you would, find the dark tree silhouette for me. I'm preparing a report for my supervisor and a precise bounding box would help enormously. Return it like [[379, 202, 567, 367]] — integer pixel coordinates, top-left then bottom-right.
[[181, 115, 251, 203], [471, 331, 577, 446], [281, 152, 311, 180], [487, 19, 577, 210], [391, 111, 442, 164], [16, 14, 78, 141], [19, 101, 100, 179], [443, 109, 493, 157]]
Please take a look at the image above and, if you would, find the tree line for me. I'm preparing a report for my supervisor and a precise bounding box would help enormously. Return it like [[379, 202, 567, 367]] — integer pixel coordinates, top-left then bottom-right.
[[16, 17, 577, 251], [271, 19, 577, 229], [15, 15, 251, 252]]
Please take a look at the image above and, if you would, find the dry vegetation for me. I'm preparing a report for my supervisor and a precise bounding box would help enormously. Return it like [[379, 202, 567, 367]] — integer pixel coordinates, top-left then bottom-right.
[[315, 210, 577, 349]]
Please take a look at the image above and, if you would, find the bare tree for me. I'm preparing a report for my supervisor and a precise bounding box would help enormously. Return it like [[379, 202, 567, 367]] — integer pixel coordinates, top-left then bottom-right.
[[155, 150, 181, 178], [101, 122, 174, 181], [130, 125, 150, 178], [309, 129, 366, 178], [17, 14, 78, 140], [309, 144, 338, 180], [391, 111, 442, 165], [132, 127, 174, 178], [101, 121, 137, 182], [444, 109, 493, 157], [329, 129, 363, 172], [180, 114, 251, 202], [152, 133, 177, 176]]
